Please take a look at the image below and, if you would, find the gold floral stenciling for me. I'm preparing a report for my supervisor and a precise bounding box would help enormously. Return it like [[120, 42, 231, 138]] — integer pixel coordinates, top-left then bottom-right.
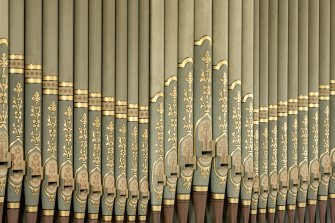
[[63, 107, 73, 160], [47, 101, 57, 157], [31, 92, 41, 147], [253, 128, 259, 176], [184, 72, 193, 132], [141, 128, 148, 177], [232, 91, 241, 151], [106, 121, 114, 173], [92, 117, 101, 167], [200, 51, 212, 113], [118, 123, 126, 173], [79, 113, 88, 164], [262, 127, 268, 174], [12, 83, 23, 138], [292, 118, 298, 165], [301, 115, 308, 162], [246, 102, 253, 156], [131, 126, 138, 176], [0, 53, 8, 124], [280, 122, 288, 168], [270, 125, 277, 170], [155, 103, 164, 158], [311, 112, 318, 159], [323, 106, 329, 153]]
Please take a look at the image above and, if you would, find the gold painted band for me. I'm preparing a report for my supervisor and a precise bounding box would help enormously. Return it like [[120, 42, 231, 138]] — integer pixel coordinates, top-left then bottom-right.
[[9, 68, 24, 74], [329, 194, 335, 198], [152, 205, 162, 212], [241, 200, 251, 206], [74, 89, 88, 95], [320, 85, 329, 89], [269, 117, 277, 121], [25, 78, 42, 84], [253, 121, 259, 124], [7, 202, 20, 209], [298, 107, 308, 111], [139, 105, 149, 111], [177, 194, 190, 200], [178, 57, 193, 68], [212, 60, 228, 70], [0, 197, 4, 203], [194, 35, 212, 46], [114, 216, 124, 221], [286, 205, 296, 210], [164, 199, 175, 205], [288, 111, 298, 115], [250, 210, 257, 214], [9, 54, 24, 60], [26, 206, 38, 213], [43, 76, 58, 81], [211, 193, 225, 200], [318, 195, 328, 201], [59, 82, 73, 87], [102, 97, 115, 102], [259, 119, 268, 123], [298, 95, 308, 99], [319, 96, 330, 101], [59, 95, 73, 101], [267, 208, 275, 213], [138, 216, 147, 221], [277, 113, 288, 117], [150, 92, 164, 102], [227, 198, 239, 204], [58, 210, 71, 216], [193, 186, 208, 192], [102, 111, 115, 116], [307, 200, 317, 205], [116, 100, 127, 106], [127, 216, 136, 221], [138, 118, 149, 123], [102, 216, 112, 221], [89, 106, 102, 111], [25, 64, 42, 70], [258, 209, 266, 214], [88, 214, 99, 219], [128, 103, 138, 109], [0, 39, 8, 45], [297, 203, 306, 208], [128, 117, 138, 122], [309, 92, 319, 96], [308, 104, 319, 108], [43, 89, 58, 95], [331, 80, 335, 84], [42, 210, 54, 216], [277, 206, 285, 211], [74, 213, 85, 219], [331, 91, 335, 95], [89, 92, 102, 98], [74, 102, 88, 108], [115, 114, 127, 119]]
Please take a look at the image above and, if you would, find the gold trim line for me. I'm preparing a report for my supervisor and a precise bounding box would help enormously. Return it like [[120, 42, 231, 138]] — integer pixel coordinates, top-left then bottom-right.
[[241, 200, 251, 206], [26, 206, 38, 213], [164, 75, 177, 86], [277, 206, 286, 211], [267, 208, 276, 213], [59, 210, 71, 216], [297, 203, 306, 208], [7, 203, 20, 209], [59, 82, 73, 87], [9, 54, 24, 60], [74, 213, 85, 219], [178, 57, 193, 68], [88, 214, 99, 219], [0, 39, 8, 45], [150, 92, 164, 103], [43, 76, 58, 81], [194, 35, 212, 45], [177, 194, 190, 200], [318, 196, 328, 201], [193, 186, 208, 192], [211, 193, 225, 200], [164, 199, 175, 205], [127, 216, 136, 221], [227, 198, 239, 204], [152, 205, 162, 212], [213, 60, 228, 70], [114, 216, 124, 221], [25, 64, 42, 70], [42, 210, 54, 216], [102, 216, 112, 221], [228, 80, 241, 90], [9, 68, 24, 74]]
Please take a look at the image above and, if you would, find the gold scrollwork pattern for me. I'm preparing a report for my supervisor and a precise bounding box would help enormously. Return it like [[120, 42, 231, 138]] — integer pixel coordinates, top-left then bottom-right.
[[131, 126, 138, 177], [118, 123, 126, 174], [79, 113, 88, 164], [200, 51, 212, 113], [12, 83, 23, 138], [47, 102, 57, 157], [92, 117, 101, 167], [141, 129, 148, 179], [63, 107, 73, 160], [31, 92, 41, 147], [106, 121, 114, 173]]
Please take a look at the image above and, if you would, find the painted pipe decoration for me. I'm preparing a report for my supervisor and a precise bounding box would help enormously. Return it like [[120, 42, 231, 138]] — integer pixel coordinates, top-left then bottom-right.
[[73, 0, 89, 221], [101, 0, 116, 221], [57, 0, 75, 222], [6, 0, 25, 222], [163, 0, 179, 222], [24, 1, 43, 222], [210, 0, 229, 222]]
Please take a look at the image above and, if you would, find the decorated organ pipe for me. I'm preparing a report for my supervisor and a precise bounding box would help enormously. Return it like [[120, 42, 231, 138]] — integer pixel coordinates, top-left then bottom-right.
[[226, 0, 242, 221], [0, 0, 9, 221], [149, 0, 165, 221], [163, 0, 178, 222], [87, 0, 103, 221], [176, 0, 195, 222], [7, 0, 25, 222], [250, 0, 260, 221], [297, 0, 309, 221], [114, 0, 128, 221], [0, 1, 334, 222], [57, 0, 74, 222], [137, 0, 150, 221], [307, 0, 320, 221], [101, 0, 116, 221], [277, 0, 289, 220], [73, 0, 89, 221], [211, 0, 228, 222], [318, 1, 331, 221], [329, 0, 335, 220], [257, 0, 269, 221], [126, 0, 139, 221], [240, 0, 254, 222], [267, 0, 278, 221], [24, 0, 43, 222], [41, 0, 59, 221]]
